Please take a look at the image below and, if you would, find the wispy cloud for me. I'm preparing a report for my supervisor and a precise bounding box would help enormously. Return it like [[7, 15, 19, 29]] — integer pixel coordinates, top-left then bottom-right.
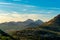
[[0, 10, 56, 23], [13, 0, 22, 1], [0, 2, 59, 23], [0, 2, 12, 5], [0, 2, 59, 14]]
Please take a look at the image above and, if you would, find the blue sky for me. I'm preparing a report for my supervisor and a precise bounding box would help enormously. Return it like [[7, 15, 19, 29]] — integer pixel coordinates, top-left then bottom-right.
[[0, 0, 60, 23]]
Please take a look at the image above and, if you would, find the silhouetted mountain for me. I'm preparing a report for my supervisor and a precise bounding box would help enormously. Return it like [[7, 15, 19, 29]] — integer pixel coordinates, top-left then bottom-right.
[[24, 19, 34, 24], [26, 20, 43, 28], [35, 20, 43, 25], [0, 19, 43, 32]]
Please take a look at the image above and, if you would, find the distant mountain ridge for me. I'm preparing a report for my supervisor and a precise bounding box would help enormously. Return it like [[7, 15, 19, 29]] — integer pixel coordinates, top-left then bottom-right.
[[0, 19, 44, 32], [26, 20, 43, 28]]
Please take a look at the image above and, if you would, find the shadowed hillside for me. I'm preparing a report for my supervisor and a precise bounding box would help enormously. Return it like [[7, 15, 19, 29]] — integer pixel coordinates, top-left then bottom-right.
[[0, 29, 17, 40]]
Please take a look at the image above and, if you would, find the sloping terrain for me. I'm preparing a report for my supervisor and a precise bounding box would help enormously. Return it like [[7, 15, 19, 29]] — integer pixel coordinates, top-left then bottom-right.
[[0, 29, 16, 40], [39, 14, 60, 32]]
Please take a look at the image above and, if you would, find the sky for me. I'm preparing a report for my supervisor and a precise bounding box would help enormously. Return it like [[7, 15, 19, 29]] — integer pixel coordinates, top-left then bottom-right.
[[0, 0, 60, 23]]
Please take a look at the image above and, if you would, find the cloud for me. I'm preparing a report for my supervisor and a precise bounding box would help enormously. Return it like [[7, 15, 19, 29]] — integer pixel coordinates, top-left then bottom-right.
[[0, 13, 40, 23], [24, 5, 36, 7], [0, 10, 55, 23], [0, 2, 59, 23], [13, 0, 22, 1], [0, 2, 59, 15], [0, 2, 12, 5]]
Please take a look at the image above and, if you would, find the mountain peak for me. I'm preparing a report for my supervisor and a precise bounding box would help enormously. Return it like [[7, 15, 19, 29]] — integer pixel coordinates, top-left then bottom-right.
[[36, 20, 43, 22], [35, 20, 43, 25], [26, 19, 34, 21], [24, 19, 34, 23]]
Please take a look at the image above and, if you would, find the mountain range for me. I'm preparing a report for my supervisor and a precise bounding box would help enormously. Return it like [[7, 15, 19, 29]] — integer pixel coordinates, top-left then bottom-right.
[[0, 14, 60, 40], [0, 19, 43, 32], [0, 19, 43, 40], [10, 14, 60, 40]]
